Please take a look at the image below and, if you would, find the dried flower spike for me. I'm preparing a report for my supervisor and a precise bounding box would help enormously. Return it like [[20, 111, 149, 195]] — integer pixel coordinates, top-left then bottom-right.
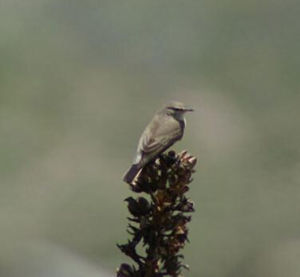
[[117, 150, 197, 277]]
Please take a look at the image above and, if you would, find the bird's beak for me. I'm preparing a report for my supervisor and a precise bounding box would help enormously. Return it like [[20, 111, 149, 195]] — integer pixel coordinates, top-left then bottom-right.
[[184, 107, 194, 112]]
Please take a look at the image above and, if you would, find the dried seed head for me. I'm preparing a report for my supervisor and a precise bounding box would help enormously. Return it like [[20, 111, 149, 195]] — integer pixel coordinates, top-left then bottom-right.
[[118, 151, 196, 277]]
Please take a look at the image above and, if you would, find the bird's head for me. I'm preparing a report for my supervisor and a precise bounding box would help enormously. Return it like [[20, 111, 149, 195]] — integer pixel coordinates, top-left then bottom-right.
[[165, 101, 194, 120]]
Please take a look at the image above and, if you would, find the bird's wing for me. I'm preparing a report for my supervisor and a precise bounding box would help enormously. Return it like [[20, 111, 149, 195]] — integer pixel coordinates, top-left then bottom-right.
[[138, 114, 182, 156]]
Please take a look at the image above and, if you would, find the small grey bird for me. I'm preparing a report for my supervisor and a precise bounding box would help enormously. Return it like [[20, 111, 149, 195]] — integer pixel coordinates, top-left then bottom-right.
[[123, 101, 193, 184]]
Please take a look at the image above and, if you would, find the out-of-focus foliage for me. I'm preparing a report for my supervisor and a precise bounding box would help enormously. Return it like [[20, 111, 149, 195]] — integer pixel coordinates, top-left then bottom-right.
[[0, 1, 299, 277]]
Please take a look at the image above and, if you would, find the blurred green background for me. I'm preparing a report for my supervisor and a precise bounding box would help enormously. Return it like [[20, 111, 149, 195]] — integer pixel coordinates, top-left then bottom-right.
[[1, 1, 299, 277]]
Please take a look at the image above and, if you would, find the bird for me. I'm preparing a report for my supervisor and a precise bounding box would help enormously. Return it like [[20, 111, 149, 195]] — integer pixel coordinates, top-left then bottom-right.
[[123, 101, 193, 184]]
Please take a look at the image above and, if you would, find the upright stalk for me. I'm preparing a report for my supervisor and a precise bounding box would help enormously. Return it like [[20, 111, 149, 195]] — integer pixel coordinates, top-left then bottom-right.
[[117, 150, 197, 277]]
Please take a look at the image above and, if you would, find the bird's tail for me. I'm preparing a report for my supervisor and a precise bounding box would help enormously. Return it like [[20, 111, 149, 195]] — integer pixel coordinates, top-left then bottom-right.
[[123, 164, 141, 184]]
